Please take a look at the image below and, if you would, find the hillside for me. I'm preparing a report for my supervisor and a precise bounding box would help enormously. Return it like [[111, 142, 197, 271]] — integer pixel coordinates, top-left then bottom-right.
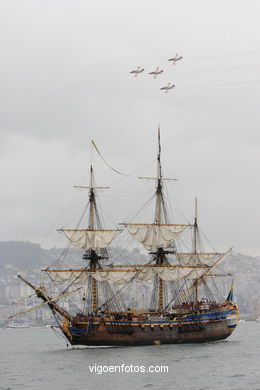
[[0, 241, 259, 316]]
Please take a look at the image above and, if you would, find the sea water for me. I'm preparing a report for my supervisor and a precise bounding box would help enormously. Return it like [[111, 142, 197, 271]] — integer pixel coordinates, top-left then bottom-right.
[[0, 321, 259, 390]]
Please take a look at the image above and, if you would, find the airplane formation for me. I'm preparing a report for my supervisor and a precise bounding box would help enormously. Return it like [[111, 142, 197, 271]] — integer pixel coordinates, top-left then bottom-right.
[[130, 54, 182, 93]]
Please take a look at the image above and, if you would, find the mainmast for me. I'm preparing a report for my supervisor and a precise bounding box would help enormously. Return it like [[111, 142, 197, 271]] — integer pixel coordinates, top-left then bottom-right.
[[155, 128, 165, 311], [88, 165, 97, 311], [155, 128, 162, 225], [121, 127, 190, 312]]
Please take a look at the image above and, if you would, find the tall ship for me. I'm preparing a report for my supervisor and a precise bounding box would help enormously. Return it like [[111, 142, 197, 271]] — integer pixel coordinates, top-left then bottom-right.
[[12, 130, 238, 346]]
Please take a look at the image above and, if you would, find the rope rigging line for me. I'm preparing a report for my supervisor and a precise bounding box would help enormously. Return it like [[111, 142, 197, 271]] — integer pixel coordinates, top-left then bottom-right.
[[91, 140, 128, 176]]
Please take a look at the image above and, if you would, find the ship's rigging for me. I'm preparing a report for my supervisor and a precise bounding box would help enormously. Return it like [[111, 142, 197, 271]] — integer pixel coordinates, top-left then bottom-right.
[[9, 129, 238, 347], [44, 128, 225, 314]]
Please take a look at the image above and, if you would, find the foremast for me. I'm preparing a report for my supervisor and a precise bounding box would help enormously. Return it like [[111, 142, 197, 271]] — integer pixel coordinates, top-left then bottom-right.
[[59, 164, 119, 312], [155, 128, 168, 311]]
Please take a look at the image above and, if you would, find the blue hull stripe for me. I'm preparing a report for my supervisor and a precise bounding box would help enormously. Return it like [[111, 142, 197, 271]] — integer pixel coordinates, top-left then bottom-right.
[[103, 309, 234, 325], [72, 309, 235, 328]]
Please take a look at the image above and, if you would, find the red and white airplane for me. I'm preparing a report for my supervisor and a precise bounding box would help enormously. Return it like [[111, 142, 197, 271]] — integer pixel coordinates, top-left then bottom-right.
[[168, 54, 183, 65], [160, 83, 175, 93], [130, 66, 144, 77], [148, 67, 163, 78]]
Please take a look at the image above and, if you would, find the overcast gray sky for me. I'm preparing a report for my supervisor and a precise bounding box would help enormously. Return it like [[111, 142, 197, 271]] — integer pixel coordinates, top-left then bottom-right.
[[0, 0, 260, 254]]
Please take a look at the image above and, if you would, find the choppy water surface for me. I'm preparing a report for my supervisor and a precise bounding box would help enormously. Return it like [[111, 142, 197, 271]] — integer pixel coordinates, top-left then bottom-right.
[[0, 322, 259, 390]]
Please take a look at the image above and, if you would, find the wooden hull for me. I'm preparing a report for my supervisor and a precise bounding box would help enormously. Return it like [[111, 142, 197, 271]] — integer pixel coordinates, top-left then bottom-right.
[[62, 314, 238, 346]]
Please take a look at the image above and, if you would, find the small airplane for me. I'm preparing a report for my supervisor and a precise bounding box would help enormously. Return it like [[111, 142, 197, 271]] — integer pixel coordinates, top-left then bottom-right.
[[148, 67, 163, 78], [160, 83, 175, 93], [130, 66, 144, 77], [168, 54, 183, 65]]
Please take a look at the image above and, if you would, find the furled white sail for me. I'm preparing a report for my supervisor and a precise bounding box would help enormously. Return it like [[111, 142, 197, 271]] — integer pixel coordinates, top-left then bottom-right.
[[154, 266, 204, 281], [92, 271, 136, 284], [176, 252, 219, 266], [135, 266, 204, 281], [45, 265, 208, 284], [122, 224, 190, 252], [60, 229, 119, 250]]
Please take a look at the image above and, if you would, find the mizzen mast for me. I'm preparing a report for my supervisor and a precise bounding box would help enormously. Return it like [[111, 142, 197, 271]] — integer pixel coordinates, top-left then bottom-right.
[[193, 197, 199, 306], [192, 197, 198, 254]]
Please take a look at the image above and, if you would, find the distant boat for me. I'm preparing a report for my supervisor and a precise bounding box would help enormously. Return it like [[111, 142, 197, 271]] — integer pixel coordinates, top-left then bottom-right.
[[7, 323, 30, 328], [11, 128, 239, 346]]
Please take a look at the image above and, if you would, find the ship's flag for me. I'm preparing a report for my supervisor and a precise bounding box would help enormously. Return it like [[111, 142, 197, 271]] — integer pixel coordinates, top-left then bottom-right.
[[225, 282, 234, 302]]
